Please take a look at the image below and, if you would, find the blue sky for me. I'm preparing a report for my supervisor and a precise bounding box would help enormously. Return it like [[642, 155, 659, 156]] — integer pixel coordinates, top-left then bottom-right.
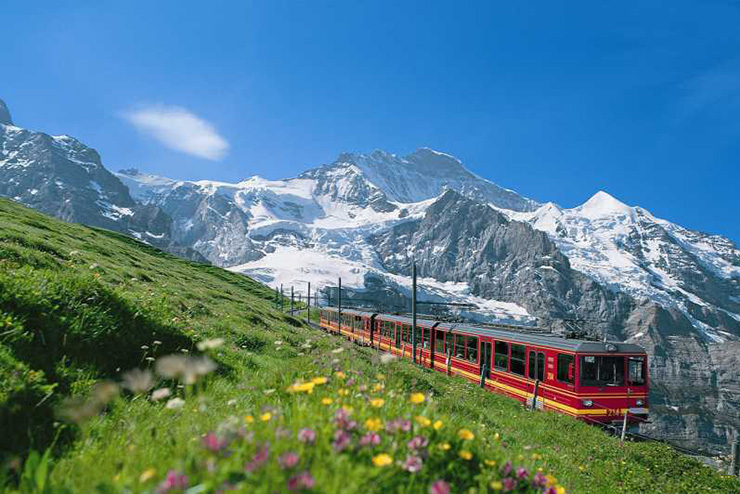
[[3, 1, 740, 241]]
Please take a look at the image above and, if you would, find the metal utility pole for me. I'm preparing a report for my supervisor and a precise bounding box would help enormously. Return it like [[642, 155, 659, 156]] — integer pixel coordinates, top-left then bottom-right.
[[307, 282, 311, 322], [338, 277, 342, 333], [731, 429, 739, 477], [275, 286, 279, 309], [412, 262, 418, 364], [280, 284, 284, 312], [291, 286, 294, 314]]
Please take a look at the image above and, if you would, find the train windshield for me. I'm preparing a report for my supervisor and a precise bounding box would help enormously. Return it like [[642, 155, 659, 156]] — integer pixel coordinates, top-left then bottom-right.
[[579, 356, 625, 387]]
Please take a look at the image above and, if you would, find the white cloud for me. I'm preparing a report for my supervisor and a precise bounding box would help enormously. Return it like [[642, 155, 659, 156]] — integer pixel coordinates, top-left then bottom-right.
[[123, 104, 229, 160]]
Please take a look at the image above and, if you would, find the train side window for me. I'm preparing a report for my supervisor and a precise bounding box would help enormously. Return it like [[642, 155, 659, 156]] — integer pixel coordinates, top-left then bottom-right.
[[422, 328, 430, 348], [537, 353, 545, 381], [445, 333, 454, 356], [435, 330, 445, 354], [466, 336, 478, 363], [528, 351, 545, 381], [628, 356, 645, 385], [494, 341, 509, 371], [454, 334, 466, 358], [557, 354, 575, 384], [510, 344, 526, 376]]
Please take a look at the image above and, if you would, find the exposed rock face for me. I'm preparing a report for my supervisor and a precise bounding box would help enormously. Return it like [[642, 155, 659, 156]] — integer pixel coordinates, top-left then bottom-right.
[[0, 99, 12, 125], [0, 102, 203, 261]]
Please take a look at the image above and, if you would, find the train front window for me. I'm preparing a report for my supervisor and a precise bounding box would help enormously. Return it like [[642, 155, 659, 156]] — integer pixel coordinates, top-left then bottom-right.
[[580, 356, 625, 387], [628, 356, 646, 385]]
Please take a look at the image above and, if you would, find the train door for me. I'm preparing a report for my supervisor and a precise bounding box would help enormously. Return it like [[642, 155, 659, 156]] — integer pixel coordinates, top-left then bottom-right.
[[528, 350, 546, 408], [480, 342, 492, 379], [394, 323, 401, 349], [369, 315, 376, 346]]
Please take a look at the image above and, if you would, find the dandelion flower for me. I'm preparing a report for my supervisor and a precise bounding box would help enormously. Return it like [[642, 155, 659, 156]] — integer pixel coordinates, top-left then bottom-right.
[[260, 412, 272, 422], [438, 442, 451, 451], [288, 382, 315, 394], [165, 398, 185, 410], [490, 480, 503, 491], [485, 460, 497, 467], [372, 383, 385, 392], [244, 415, 254, 424], [409, 393, 425, 404], [372, 453, 393, 467], [433, 420, 443, 430], [139, 468, 156, 483], [415, 416, 431, 427], [493, 432, 500, 440], [457, 428, 475, 440], [311, 377, 328, 385], [322, 398, 333, 405], [459, 450, 473, 460], [365, 417, 383, 432], [370, 398, 385, 408]]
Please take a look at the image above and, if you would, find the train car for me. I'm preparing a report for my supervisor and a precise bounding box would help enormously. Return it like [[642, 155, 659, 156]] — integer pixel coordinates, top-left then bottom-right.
[[317, 307, 649, 426]]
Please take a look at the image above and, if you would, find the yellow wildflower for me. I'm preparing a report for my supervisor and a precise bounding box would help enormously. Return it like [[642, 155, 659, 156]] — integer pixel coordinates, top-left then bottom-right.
[[139, 468, 156, 483], [287, 382, 315, 394], [415, 416, 431, 427], [244, 415, 254, 424], [546, 475, 557, 486], [372, 383, 385, 392], [485, 459, 497, 467], [438, 442, 451, 451], [458, 428, 475, 440], [365, 417, 383, 432], [338, 388, 350, 396], [376, 373, 385, 380], [556, 487, 566, 494], [312, 377, 328, 385], [335, 371, 346, 379], [578, 465, 585, 472], [493, 432, 500, 440], [433, 420, 443, 430], [372, 453, 393, 467], [409, 392, 425, 404], [459, 450, 473, 460], [260, 412, 272, 422], [322, 398, 333, 405], [490, 481, 503, 491], [370, 398, 385, 408]]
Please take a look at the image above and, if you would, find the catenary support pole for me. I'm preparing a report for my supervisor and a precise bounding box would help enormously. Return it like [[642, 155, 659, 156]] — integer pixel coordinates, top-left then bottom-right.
[[531, 380, 540, 410], [291, 286, 294, 315], [338, 277, 342, 334], [731, 429, 739, 477], [280, 284, 284, 312], [620, 409, 628, 442], [412, 262, 417, 364], [307, 282, 311, 323]]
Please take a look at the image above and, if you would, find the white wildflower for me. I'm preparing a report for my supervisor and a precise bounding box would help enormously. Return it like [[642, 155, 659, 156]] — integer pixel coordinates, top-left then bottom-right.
[[165, 397, 185, 409], [151, 388, 171, 401], [197, 338, 224, 351]]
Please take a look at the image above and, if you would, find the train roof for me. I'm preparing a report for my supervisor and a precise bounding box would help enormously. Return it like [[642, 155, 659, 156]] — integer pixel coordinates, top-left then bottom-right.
[[320, 306, 645, 354]]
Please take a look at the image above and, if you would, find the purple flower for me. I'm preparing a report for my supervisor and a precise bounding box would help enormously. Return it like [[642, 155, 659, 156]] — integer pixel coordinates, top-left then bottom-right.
[[297, 428, 316, 444], [202, 432, 228, 453], [501, 460, 513, 476], [386, 419, 412, 434], [287, 471, 315, 491], [429, 480, 450, 494], [332, 430, 351, 452], [532, 472, 548, 489], [279, 452, 300, 469], [334, 409, 357, 430], [406, 435, 429, 450], [545, 488, 557, 494], [503, 478, 517, 492], [245, 443, 270, 473], [516, 467, 529, 480], [346, 378, 356, 386], [359, 432, 381, 447], [155, 470, 188, 493], [402, 455, 423, 473]]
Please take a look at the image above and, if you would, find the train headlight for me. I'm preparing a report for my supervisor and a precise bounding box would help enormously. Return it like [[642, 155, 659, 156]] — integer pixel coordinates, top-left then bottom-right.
[[635, 400, 644, 407], [582, 399, 594, 407]]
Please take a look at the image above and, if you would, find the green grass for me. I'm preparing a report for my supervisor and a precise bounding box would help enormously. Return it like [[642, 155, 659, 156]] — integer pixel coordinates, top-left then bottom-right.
[[0, 197, 738, 494]]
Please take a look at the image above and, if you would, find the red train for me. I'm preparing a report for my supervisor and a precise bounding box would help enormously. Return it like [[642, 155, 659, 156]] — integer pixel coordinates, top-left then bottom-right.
[[319, 307, 649, 426]]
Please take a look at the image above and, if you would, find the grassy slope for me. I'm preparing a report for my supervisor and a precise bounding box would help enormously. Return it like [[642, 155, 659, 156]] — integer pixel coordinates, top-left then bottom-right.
[[0, 197, 738, 494]]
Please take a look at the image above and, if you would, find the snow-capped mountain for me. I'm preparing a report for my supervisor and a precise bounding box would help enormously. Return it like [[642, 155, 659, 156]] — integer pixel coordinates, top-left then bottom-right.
[[2, 96, 739, 453], [0, 99, 201, 260]]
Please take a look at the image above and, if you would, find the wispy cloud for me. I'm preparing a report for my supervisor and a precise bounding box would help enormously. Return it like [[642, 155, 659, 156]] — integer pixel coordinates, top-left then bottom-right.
[[123, 104, 229, 160]]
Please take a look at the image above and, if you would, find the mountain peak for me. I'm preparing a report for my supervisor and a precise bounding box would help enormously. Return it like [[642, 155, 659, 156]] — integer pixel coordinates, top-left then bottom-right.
[[0, 99, 13, 125], [579, 190, 633, 217]]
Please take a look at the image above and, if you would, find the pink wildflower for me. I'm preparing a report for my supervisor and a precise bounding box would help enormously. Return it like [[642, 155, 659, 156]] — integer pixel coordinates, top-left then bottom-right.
[[155, 470, 188, 493], [202, 432, 228, 453], [287, 471, 315, 491], [279, 451, 300, 469], [332, 430, 351, 452], [297, 428, 316, 444], [402, 455, 423, 473], [503, 477, 517, 492], [532, 472, 548, 488], [359, 432, 381, 447], [429, 480, 450, 494], [501, 460, 513, 476], [245, 443, 270, 473], [516, 467, 529, 480], [406, 435, 429, 450]]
